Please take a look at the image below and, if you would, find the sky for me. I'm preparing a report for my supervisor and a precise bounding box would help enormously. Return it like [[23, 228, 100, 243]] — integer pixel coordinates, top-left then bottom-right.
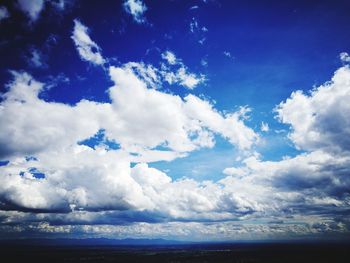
[[0, 0, 350, 242]]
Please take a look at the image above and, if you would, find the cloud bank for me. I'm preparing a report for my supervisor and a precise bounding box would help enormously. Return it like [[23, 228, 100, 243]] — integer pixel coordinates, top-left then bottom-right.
[[1, 63, 349, 239]]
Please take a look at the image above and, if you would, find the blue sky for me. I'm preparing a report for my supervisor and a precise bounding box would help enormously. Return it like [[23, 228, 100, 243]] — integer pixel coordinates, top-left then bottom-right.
[[0, 0, 350, 241]]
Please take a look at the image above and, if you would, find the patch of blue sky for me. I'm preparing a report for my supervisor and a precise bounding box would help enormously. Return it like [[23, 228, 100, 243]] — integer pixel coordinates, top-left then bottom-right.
[[28, 167, 45, 179], [78, 129, 120, 150], [0, 160, 9, 166], [150, 135, 239, 181]]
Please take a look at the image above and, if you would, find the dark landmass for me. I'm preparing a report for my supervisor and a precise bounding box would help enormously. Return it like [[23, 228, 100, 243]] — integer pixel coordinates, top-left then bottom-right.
[[0, 239, 349, 263]]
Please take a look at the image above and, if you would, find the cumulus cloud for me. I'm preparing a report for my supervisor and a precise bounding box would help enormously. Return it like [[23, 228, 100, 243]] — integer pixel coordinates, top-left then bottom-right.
[[17, 0, 45, 22], [6, 63, 349, 227], [224, 151, 350, 199], [0, 6, 10, 22], [2, 39, 350, 239], [71, 19, 106, 65], [276, 65, 350, 154], [123, 0, 147, 24], [222, 63, 350, 225], [0, 72, 102, 159], [183, 96, 257, 149], [0, 64, 259, 219], [106, 64, 255, 152]]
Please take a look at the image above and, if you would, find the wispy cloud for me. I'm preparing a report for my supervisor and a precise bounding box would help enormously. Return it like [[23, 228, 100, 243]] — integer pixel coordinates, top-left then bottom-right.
[[71, 19, 106, 65], [161, 50, 206, 89], [0, 6, 10, 22], [260, 122, 269, 132], [27, 48, 47, 68], [223, 51, 231, 58], [340, 52, 350, 63], [189, 6, 199, 10], [17, 0, 45, 22], [123, 0, 147, 24], [189, 17, 208, 45]]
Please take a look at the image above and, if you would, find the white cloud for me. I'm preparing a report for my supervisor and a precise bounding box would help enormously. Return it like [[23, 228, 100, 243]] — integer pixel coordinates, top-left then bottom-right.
[[123, 0, 147, 24], [0, 72, 102, 159], [30, 49, 42, 67], [50, 0, 66, 11], [27, 48, 46, 68], [220, 64, 350, 224], [189, 17, 208, 45], [222, 149, 350, 216], [17, 0, 45, 22], [71, 19, 106, 65], [190, 17, 199, 33], [260, 122, 269, 132], [4, 50, 350, 237], [183, 96, 258, 149], [1, 219, 347, 240], [177, 67, 205, 89], [198, 37, 206, 45], [201, 58, 208, 67], [107, 65, 197, 153], [0, 66, 255, 161], [223, 51, 231, 58], [16, 0, 70, 23], [123, 62, 160, 89], [0, 6, 10, 22], [107, 64, 255, 151], [340, 52, 350, 63], [0, 67, 259, 220], [72, 25, 204, 90], [1, 149, 267, 220], [161, 51, 177, 65], [276, 65, 350, 153], [161, 50, 206, 89]]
